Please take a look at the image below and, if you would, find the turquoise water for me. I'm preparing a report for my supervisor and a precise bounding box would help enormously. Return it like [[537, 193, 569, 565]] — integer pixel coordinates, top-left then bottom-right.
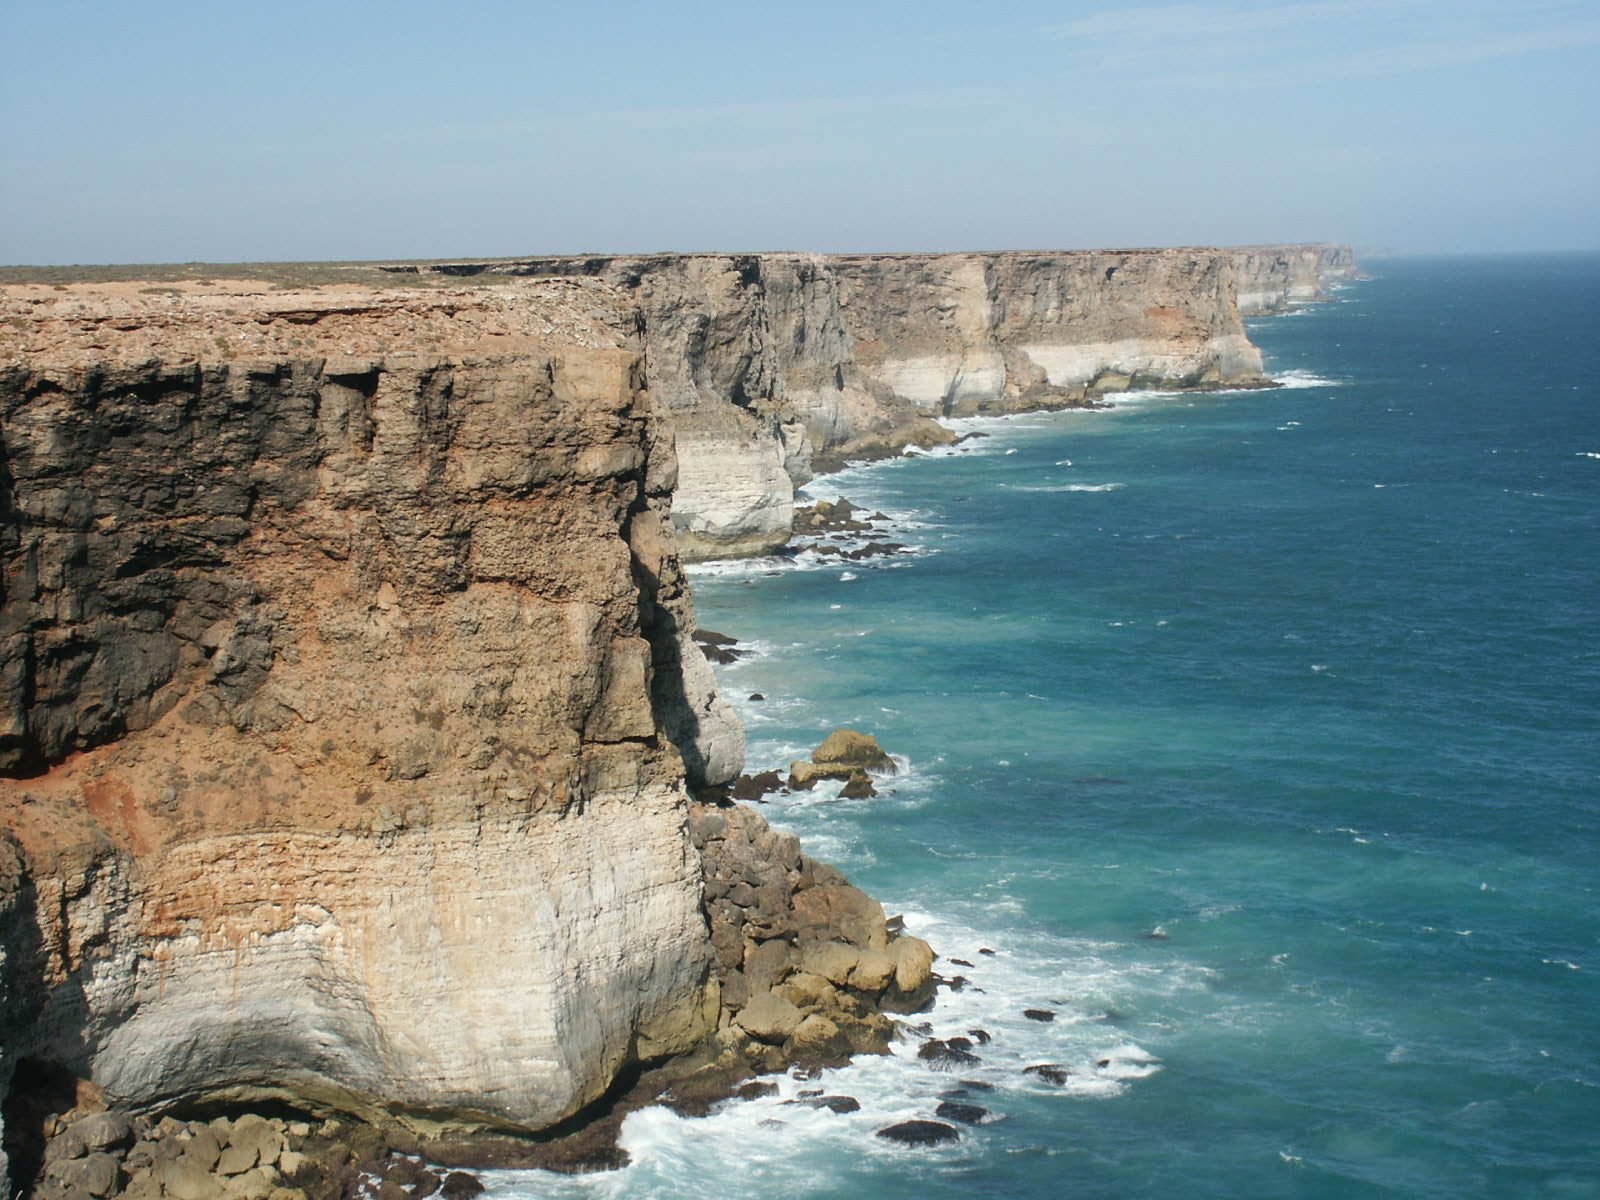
[[490, 254, 1600, 1199]]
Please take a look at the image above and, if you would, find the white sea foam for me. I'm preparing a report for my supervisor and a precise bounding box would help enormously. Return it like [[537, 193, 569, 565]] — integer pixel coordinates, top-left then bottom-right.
[[469, 909, 1193, 1199], [1007, 482, 1125, 493], [1273, 369, 1342, 389]]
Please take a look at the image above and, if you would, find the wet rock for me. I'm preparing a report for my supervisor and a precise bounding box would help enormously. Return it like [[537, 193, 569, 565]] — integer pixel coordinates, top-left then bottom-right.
[[441, 1170, 486, 1199], [798, 1095, 861, 1114], [837, 771, 878, 799], [734, 1080, 780, 1101], [378, 1155, 442, 1197], [730, 770, 784, 801], [1023, 1008, 1056, 1022], [966, 1028, 991, 1045], [694, 629, 745, 664], [917, 1039, 981, 1071], [812, 729, 896, 773], [978, 947, 996, 956], [786, 1013, 852, 1066], [935, 1101, 989, 1125], [875, 1120, 960, 1146], [1024, 1064, 1072, 1085], [949, 958, 974, 968], [957, 1079, 995, 1091]]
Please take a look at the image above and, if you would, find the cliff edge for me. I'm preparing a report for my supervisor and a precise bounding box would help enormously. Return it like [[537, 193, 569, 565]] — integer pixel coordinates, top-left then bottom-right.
[[383, 245, 1354, 559], [0, 278, 939, 1197]]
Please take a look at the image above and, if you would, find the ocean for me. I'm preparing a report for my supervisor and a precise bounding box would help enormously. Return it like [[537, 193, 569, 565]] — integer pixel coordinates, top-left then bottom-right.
[[485, 253, 1600, 1199]]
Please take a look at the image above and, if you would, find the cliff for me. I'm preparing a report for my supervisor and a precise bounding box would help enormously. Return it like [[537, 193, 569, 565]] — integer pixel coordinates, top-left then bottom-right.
[[0, 278, 936, 1197], [387, 246, 1354, 559], [0, 243, 1352, 1194], [1230, 243, 1363, 315]]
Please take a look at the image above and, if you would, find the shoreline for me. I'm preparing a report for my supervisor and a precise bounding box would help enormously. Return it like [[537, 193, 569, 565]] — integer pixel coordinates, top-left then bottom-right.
[[0, 251, 1357, 1199]]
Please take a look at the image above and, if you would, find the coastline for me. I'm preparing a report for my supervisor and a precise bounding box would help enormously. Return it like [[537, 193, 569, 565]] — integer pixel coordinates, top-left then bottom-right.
[[0, 249, 1356, 1196]]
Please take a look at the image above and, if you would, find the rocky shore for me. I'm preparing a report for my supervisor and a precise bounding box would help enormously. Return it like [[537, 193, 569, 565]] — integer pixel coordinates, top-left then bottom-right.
[[363, 245, 1357, 559], [0, 245, 1355, 1198]]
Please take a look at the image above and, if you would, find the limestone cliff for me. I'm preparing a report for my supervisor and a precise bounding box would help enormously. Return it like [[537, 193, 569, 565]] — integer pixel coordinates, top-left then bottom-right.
[[0, 243, 1353, 1193], [0, 280, 749, 1178], [1230, 243, 1363, 315], [391, 246, 1353, 559]]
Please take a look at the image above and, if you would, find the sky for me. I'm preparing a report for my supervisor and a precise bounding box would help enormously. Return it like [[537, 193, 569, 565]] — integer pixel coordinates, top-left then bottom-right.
[[2, 0, 1597, 264]]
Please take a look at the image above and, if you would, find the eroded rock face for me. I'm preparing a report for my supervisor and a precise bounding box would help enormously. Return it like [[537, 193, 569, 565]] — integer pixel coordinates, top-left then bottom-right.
[[0, 286, 744, 1153], [381, 247, 1357, 557], [1230, 243, 1363, 315]]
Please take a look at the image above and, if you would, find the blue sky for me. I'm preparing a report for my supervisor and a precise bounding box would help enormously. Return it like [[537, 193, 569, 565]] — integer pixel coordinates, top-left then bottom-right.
[[2, 0, 1596, 263]]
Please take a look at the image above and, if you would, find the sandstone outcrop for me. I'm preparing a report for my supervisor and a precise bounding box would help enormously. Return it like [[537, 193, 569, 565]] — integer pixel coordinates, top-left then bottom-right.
[[0, 281, 748, 1192], [377, 246, 1354, 557]]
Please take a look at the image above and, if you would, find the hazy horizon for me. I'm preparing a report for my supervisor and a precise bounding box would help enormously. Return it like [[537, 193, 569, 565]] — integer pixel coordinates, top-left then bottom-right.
[[4, 1, 1596, 266]]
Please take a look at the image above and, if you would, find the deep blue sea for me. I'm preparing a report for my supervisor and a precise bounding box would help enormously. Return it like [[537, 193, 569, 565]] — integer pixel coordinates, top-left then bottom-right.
[[490, 254, 1600, 1199]]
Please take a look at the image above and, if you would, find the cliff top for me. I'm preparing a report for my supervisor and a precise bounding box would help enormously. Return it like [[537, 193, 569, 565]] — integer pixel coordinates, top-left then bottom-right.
[[0, 275, 632, 368]]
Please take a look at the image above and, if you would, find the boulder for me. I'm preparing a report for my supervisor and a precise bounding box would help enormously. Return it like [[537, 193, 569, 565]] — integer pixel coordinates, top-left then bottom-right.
[[797, 1094, 861, 1114], [220, 1167, 283, 1199], [775, 971, 838, 1010], [935, 1101, 989, 1125], [735, 992, 805, 1043], [875, 1120, 960, 1146], [42, 1151, 122, 1196], [785, 1014, 852, 1065], [838, 771, 877, 799], [175, 1126, 222, 1172], [46, 1112, 135, 1162], [217, 1141, 260, 1176], [917, 1039, 981, 1071], [744, 938, 795, 992], [847, 948, 897, 992], [730, 770, 784, 801], [151, 1158, 219, 1200], [798, 941, 861, 987], [792, 886, 887, 952], [885, 935, 936, 1010], [812, 729, 896, 774], [441, 1172, 486, 1199], [787, 760, 857, 790]]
